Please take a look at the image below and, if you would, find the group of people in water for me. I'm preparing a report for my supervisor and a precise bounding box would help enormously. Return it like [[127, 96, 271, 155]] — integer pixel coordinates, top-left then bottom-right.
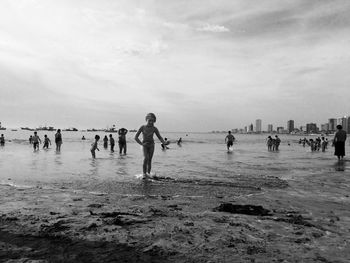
[[266, 135, 281, 151], [297, 125, 347, 160], [299, 137, 329, 152], [28, 130, 62, 152], [89, 128, 130, 158], [266, 125, 347, 161], [0, 116, 348, 177]]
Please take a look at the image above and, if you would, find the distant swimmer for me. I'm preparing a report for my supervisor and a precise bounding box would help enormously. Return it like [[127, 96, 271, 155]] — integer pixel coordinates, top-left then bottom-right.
[[309, 139, 316, 152], [91, 135, 100, 158], [321, 137, 327, 152], [43, 135, 51, 149], [134, 113, 168, 178], [32, 131, 41, 151], [0, 134, 5, 146], [225, 131, 235, 151], [82, 136, 86, 140], [103, 135, 108, 149], [267, 136, 273, 151], [55, 129, 62, 152], [275, 135, 281, 151], [177, 137, 182, 146], [333, 125, 347, 161], [109, 134, 115, 152], [161, 137, 170, 150], [118, 128, 128, 155]]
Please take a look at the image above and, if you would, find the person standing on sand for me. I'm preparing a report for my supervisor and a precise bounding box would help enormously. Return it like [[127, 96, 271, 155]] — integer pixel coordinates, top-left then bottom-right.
[[225, 131, 235, 151], [55, 129, 62, 152], [32, 131, 41, 151], [134, 113, 168, 178], [333, 125, 347, 161], [91, 135, 100, 158], [118, 128, 128, 154], [109, 134, 115, 152]]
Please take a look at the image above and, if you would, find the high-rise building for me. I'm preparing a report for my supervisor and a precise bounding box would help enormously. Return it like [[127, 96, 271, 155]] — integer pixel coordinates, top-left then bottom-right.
[[277, 127, 284, 134], [267, 124, 273, 133], [287, 120, 294, 133], [249, 123, 254, 132], [306, 123, 317, 134], [321, 123, 329, 132], [255, 119, 262, 133], [328, 118, 337, 132], [337, 116, 348, 133]]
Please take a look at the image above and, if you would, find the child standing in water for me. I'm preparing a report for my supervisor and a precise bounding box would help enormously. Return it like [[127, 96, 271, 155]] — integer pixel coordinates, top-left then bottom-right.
[[118, 128, 128, 154], [103, 135, 108, 149], [32, 131, 41, 151], [43, 135, 51, 149], [55, 129, 62, 152], [91, 135, 100, 158], [109, 134, 115, 152], [134, 113, 168, 178]]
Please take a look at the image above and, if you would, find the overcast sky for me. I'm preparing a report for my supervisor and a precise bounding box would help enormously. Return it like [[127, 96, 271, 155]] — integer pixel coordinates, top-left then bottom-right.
[[1, 0, 350, 131]]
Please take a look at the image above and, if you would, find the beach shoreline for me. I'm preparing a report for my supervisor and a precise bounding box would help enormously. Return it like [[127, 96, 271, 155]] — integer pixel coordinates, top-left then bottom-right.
[[1, 171, 350, 263]]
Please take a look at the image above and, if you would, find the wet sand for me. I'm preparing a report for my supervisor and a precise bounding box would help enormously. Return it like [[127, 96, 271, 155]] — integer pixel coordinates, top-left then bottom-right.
[[1, 170, 350, 262]]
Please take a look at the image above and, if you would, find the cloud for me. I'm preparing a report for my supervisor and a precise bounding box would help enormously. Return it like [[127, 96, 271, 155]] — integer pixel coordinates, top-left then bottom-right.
[[1, 0, 350, 130], [196, 23, 230, 33]]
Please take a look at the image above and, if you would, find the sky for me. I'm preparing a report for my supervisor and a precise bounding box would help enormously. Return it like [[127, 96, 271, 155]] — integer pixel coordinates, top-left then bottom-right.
[[1, 0, 350, 131]]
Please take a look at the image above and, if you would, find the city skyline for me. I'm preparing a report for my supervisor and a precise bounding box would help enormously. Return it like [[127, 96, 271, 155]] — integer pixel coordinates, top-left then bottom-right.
[[239, 114, 350, 134]]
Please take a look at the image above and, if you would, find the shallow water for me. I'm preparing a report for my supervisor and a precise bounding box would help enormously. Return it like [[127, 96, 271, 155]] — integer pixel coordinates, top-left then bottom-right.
[[0, 130, 349, 192]]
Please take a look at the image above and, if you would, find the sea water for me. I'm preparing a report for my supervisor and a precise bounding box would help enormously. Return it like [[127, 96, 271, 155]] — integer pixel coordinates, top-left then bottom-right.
[[0, 130, 349, 193]]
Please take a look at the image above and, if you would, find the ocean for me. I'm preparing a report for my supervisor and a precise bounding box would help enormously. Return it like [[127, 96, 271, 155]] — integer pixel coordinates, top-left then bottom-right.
[[0, 130, 349, 193]]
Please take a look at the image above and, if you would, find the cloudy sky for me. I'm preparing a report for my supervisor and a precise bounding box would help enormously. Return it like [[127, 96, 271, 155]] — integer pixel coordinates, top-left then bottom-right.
[[1, 0, 350, 131]]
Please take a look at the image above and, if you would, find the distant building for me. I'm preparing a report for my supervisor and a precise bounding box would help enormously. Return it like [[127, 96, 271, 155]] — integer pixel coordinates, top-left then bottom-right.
[[277, 127, 284, 134], [287, 120, 294, 133], [249, 124, 254, 132], [267, 124, 273, 133], [306, 123, 318, 134], [320, 123, 329, 133], [328, 118, 337, 132], [347, 116, 350, 134], [337, 117, 347, 128], [255, 119, 262, 133]]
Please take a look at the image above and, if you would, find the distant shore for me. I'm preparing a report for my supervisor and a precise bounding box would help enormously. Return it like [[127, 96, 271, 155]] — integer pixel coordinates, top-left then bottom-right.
[[1, 171, 350, 262]]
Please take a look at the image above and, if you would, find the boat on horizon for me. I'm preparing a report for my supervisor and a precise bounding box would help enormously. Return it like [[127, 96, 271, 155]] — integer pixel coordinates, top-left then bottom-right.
[[36, 126, 56, 131], [104, 124, 118, 133], [21, 127, 35, 131], [63, 127, 78, 132], [0, 122, 6, 130], [87, 128, 104, 132]]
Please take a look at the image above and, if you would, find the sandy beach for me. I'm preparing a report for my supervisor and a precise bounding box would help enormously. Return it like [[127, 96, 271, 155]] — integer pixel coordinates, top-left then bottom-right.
[[1, 168, 350, 263]]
